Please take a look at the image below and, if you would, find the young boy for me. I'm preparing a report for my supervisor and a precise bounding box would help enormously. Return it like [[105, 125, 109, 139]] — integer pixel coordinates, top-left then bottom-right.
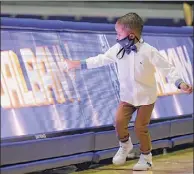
[[64, 13, 193, 171]]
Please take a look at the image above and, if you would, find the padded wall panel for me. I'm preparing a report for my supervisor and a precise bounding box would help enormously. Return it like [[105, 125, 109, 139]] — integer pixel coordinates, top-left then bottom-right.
[[170, 118, 193, 137], [152, 140, 172, 149], [94, 130, 118, 151], [0, 152, 93, 174], [94, 127, 138, 151], [1, 132, 94, 166], [171, 134, 193, 147], [149, 121, 171, 141]]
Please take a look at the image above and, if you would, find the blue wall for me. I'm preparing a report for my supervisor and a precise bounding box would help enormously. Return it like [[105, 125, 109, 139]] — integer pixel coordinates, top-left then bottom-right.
[[1, 18, 193, 140]]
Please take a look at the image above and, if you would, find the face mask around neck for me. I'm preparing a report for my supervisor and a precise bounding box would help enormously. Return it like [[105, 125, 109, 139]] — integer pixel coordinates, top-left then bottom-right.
[[116, 36, 137, 58]]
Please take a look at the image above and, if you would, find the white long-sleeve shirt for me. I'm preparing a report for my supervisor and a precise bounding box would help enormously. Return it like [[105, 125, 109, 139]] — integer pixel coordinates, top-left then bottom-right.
[[82, 40, 183, 106]]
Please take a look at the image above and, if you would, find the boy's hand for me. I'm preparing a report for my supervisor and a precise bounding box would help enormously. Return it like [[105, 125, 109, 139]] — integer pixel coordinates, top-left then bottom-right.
[[62, 59, 81, 71], [179, 82, 193, 94]]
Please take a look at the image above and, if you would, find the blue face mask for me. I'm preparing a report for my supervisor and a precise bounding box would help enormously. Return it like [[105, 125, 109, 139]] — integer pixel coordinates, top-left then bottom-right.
[[116, 36, 137, 59]]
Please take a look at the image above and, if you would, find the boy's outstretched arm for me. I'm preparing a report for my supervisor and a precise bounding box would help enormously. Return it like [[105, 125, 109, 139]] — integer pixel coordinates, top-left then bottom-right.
[[150, 47, 193, 94], [63, 44, 119, 70]]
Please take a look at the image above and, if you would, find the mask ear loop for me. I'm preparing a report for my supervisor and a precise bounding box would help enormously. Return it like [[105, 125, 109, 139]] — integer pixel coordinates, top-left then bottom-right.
[[116, 47, 125, 59], [136, 36, 144, 43]]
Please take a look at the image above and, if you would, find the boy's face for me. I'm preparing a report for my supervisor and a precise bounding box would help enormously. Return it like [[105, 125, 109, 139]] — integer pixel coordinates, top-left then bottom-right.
[[115, 22, 134, 40], [115, 22, 135, 40]]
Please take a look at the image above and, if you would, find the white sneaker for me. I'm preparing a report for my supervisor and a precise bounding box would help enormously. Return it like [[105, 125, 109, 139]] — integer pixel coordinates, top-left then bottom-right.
[[112, 138, 133, 165], [133, 153, 153, 171]]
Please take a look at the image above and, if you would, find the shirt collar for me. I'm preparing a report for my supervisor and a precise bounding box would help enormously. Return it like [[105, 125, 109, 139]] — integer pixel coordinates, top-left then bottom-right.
[[135, 38, 144, 51]]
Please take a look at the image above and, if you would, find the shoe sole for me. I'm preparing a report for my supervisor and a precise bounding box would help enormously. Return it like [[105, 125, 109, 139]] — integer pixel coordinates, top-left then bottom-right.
[[133, 168, 152, 171], [133, 166, 152, 171]]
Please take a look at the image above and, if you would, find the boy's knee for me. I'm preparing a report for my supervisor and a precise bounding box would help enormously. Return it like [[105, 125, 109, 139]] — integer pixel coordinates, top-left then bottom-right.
[[134, 125, 149, 134]]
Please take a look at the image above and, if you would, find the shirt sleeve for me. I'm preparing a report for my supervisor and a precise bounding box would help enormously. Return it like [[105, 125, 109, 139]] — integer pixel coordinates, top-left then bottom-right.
[[81, 44, 119, 69], [150, 47, 184, 89]]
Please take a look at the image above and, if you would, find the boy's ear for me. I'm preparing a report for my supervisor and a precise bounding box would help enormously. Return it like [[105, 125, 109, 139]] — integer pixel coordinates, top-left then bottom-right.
[[129, 34, 135, 39]]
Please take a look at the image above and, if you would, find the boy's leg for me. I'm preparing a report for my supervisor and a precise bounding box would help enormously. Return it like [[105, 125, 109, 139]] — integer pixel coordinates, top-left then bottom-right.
[[133, 103, 155, 171], [113, 101, 137, 165]]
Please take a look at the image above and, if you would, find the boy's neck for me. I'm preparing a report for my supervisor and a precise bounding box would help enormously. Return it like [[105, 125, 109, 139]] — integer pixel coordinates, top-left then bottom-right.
[[134, 35, 141, 44]]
